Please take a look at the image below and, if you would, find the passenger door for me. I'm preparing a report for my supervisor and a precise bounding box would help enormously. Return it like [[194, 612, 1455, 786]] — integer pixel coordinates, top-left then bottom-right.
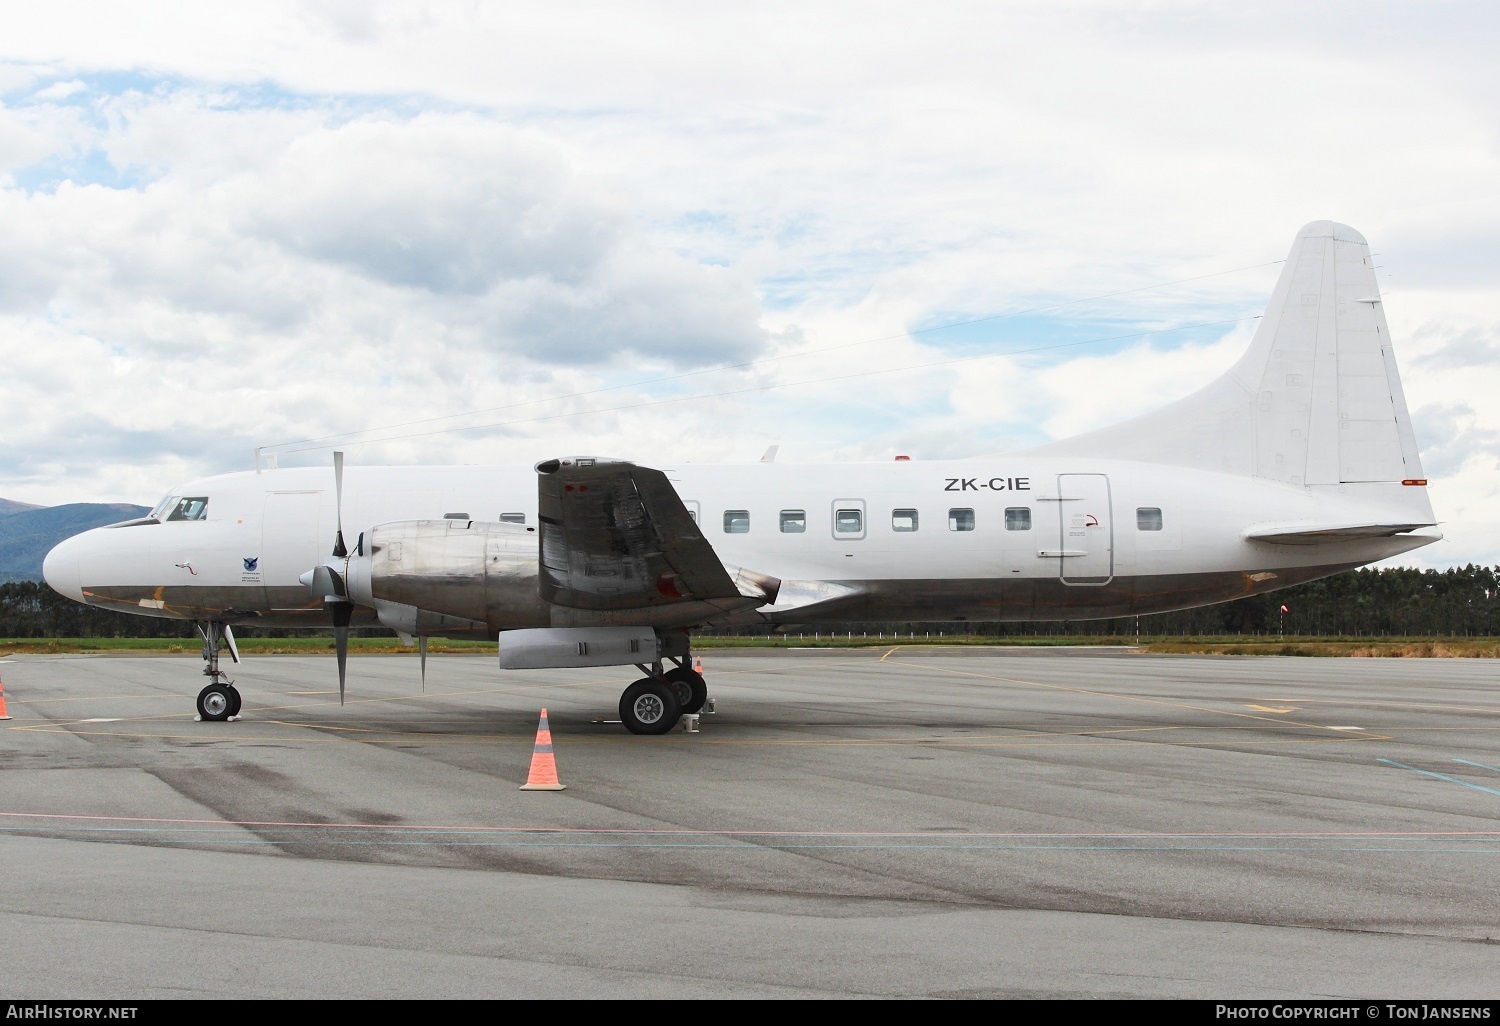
[[1055, 474, 1112, 585]]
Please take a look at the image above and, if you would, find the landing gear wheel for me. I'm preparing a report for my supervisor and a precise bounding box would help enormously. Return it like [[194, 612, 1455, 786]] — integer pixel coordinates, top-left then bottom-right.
[[663, 666, 707, 714], [197, 683, 235, 722], [226, 686, 242, 718], [619, 678, 682, 735]]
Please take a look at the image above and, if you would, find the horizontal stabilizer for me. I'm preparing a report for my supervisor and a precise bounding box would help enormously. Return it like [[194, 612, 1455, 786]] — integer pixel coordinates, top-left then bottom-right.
[[1244, 521, 1437, 545]]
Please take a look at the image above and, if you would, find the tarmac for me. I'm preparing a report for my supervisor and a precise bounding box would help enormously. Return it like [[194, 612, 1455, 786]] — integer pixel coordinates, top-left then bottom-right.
[[1, 647, 1497, 999]]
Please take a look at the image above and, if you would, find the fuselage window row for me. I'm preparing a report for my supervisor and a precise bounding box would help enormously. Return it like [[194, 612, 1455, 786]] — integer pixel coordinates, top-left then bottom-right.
[[715, 505, 1046, 535]]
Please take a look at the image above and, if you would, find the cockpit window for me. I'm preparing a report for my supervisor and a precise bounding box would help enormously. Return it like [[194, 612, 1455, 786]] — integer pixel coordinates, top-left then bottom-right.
[[165, 496, 209, 522], [150, 495, 176, 520]]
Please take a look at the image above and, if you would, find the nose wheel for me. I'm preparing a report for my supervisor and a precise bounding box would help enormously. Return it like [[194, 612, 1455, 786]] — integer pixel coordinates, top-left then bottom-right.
[[196, 682, 241, 721]]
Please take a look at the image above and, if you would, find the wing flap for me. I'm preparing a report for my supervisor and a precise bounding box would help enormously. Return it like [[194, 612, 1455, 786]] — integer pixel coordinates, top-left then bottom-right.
[[536, 457, 779, 612]]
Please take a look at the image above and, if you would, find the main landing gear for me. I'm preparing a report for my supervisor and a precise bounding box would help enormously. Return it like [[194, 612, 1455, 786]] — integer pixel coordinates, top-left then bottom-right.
[[194, 621, 242, 722], [619, 656, 708, 735]]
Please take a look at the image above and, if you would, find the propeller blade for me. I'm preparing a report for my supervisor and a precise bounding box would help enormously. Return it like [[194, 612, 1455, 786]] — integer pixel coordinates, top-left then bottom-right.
[[332, 451, 347, 559], [419, 636, 427, 692], [332, 601, 352, 705]]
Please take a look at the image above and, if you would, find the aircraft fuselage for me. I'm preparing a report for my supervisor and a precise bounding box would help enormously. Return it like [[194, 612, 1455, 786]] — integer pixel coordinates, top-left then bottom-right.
[[43, 457, 1436, 631]]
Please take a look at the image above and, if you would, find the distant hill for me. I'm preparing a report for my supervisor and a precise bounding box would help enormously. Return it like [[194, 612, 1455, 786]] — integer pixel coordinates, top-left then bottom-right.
[[0, 502, 151, 583], [0, 498, 44, 516]]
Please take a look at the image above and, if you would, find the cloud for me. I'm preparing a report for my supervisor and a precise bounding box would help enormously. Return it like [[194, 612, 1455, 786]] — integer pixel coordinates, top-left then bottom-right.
[[1412, 324, 1500, 371], [1410, 403, 1500, 480], [247, 117, 620, 295], [0, 91, 772, 506]]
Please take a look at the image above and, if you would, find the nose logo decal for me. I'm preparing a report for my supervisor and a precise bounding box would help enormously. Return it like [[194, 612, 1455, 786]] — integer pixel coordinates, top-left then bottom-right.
[[243, 557, 259, 572]]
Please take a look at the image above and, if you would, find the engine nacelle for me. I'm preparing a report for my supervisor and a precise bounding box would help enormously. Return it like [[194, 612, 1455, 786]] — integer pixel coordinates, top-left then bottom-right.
[[496, 626, 660, 669], [345, 520, 551, 636]]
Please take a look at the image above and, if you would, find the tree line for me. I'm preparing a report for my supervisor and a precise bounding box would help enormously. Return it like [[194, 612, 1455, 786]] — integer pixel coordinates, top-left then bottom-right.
[[2, 564, 1497, 639]]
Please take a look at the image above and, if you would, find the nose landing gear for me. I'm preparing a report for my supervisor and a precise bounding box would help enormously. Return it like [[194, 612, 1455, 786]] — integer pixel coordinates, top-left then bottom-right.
[[194, 621, 242, 722]]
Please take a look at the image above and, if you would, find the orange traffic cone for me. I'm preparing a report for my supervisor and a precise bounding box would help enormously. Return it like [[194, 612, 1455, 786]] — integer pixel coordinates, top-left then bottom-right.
[[0, 673, 11, 720], [519, 708, 566, 791], [693, 655, 704, 675]]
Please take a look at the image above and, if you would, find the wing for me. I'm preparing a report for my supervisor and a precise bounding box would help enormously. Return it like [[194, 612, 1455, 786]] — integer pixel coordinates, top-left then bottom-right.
[[535, 457, 778, 624]]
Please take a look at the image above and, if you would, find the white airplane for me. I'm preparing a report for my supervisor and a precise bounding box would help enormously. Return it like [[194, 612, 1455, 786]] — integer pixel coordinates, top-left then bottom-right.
[[42, 221, 1438, 734]]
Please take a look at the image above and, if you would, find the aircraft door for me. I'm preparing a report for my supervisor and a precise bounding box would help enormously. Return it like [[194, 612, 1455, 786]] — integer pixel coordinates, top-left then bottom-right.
[[1056, 474, 1112, 585], [263, 490, 325, 611]]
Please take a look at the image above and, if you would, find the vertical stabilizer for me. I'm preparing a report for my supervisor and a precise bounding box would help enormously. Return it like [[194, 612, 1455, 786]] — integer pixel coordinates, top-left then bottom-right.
[[1022, 222, 1425, 487]]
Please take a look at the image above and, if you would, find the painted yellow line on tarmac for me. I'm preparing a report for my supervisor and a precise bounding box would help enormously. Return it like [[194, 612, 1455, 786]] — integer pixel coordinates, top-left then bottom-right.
[[889, 659, 1389, 737], [1251, 698, 1500, 715]]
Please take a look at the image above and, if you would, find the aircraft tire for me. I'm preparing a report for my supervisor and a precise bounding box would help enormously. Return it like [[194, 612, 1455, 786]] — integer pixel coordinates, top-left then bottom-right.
[[226, 686, 242, 718], [197, 683, 234, 722], [662, 667, 707, 714], [619, 678, 681, 735]]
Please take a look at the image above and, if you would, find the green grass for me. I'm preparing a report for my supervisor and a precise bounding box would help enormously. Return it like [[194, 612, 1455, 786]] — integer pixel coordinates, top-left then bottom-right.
[[0, 636, 498, 655], [3, 634, 1496, 657], [701, 634, 1500, 656]]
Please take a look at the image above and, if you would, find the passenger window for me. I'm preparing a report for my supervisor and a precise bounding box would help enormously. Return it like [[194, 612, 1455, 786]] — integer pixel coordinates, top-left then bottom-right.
[[1004, 507, 1031, 531], [499, 513, 526, 524], [891, 509, 918, 532], [948, 508, 975, 532], [1137, 507, 1164, 531], [166, 497, 209, 522], [835, 509, 863, 534], [724, 510, 750, 534], [780, 510, 806, 533]]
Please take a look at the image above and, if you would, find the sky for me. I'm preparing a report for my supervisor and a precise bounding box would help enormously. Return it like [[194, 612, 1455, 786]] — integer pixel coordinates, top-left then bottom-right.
[[1, 1, 1497, 569]]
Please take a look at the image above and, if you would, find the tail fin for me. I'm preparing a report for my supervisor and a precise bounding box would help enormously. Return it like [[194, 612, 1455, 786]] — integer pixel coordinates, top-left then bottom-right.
[[1024, 221, 1426, 488]]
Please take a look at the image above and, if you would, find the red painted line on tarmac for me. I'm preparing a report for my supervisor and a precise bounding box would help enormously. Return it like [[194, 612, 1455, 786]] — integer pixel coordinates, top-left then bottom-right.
[[2, 811, 1497, 840]]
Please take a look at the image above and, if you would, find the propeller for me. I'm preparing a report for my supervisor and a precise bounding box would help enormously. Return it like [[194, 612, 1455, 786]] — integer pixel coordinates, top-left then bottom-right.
[[332, 451, 347, 559], [297, 451, 353, 705]]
